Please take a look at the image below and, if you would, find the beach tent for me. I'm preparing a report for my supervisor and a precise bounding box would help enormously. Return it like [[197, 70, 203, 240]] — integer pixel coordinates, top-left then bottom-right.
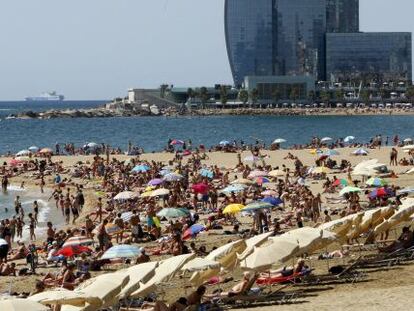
[[240, 239, 299, 271], [130, 253, 195, 298]]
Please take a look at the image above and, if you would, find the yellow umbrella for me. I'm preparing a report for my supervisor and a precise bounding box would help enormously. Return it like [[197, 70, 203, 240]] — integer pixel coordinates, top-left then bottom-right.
[[140, 191, 153, 198], [223, 204, 245, 214], [313, 166, 330, 174], [145, 186, 155, 191]]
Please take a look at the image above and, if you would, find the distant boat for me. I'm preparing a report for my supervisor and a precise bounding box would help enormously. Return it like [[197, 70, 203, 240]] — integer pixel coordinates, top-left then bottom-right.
[[25, 91, 64, 102]]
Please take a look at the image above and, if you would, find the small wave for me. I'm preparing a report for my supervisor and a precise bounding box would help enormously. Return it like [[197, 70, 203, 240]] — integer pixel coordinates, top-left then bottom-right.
[[6, 185, 26, 192]]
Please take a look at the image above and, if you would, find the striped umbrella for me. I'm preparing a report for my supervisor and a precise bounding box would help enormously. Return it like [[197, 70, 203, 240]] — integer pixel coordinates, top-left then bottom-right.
[[101, 244, 142, 260], [62, 236, 94, 247], [157, 208, 189, 219], [57, 245, 92, 257]]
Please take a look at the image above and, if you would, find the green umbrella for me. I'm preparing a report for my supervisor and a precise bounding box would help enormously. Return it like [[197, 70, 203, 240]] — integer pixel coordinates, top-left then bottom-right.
[[243, 201, 273, 212], [157, 208, 189, 218], [339, 186, 362, 196]]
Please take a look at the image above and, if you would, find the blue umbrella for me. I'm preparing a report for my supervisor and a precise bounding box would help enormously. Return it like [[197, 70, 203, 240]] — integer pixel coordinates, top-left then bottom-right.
[[261, 197, 283, 206], [132, 165, 150, 173], [243, 201, 273, 212], [221, 184, 246, 193], [101, 245, 142, 260], [200, 169, 214, 179]]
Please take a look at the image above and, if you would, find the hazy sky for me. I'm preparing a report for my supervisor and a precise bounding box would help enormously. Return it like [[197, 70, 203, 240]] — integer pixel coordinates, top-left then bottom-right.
[[0, 0, 413, 100]]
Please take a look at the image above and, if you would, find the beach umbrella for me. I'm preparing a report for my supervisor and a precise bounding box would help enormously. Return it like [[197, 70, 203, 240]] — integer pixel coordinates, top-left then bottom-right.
[[200, 168, 214, 179], [131, 253, 195, 298], [62, 236, 94, 248], [16, 149, 30, 156], [241, 240, 299, 271], [369, 187, 393, 199], [159, 169, 171, 176], [182, 224, 206, 240], [312, 166, 331, 174], [219, 140, 230, 146], [237, 232, 274, 261], [148, 178, 164, 186], [9, 158, 25, 166], [344, 136, 355, 143], [163, 172, 183, 182], [131, 164, 150, 173], [255, 176, 270, 185], [150, 188, 170, 197], [402, 144, 414, 150], [261, 196, 283, 206], [397, 187, 414, 195], [120, 211, 134, 223], [57, 245, 91, 257], [221, 184, 246, 194], [244, 156, 259, 162], [404, 138, 413, 143], [321, 137, 332, 143], [157, 208, 188, 219], [366, 177, 387, 187], [333, 178, 349, 187], [86, 142, 99, 149], [181, 258, 221, 272], [272, 138, 286, 144], [39, 147, 53, 154], [170, 139, 184, 146], [339, 186, 362, 196], [223, 204, 245, 214], [230, 178, 252, 185], [192, 183, 209, 194], [114, 191, 138, 201], [0, 298, 50, 311], [248, 170, 268, 178], [101, 244, 142, 260], [29, 289, 89, 307], [243, 201, 273, 212], [323, 149, 340, 156], [28, 146, 39, 152], [140, 191, 153, 198], [353, 148, 369, 156], [269, 169, 285, 177], [118, 261, 158, 300], [261, 189, 277, 196]]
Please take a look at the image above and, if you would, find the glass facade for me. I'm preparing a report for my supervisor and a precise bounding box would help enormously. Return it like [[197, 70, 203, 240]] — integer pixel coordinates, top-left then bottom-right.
[[224, 0, 275, 87], [326, 33, 412, 82], [225, 0, 327, 86], [326, 0, 359, 33]]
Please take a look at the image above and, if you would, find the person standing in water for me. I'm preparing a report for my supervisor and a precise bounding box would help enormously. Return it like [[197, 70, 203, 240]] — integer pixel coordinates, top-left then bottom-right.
[[33, 201, 39, 224]]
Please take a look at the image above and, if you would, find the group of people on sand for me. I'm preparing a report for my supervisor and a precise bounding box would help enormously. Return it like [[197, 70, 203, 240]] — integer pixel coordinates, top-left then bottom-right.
[[0, 134, 412, 306]]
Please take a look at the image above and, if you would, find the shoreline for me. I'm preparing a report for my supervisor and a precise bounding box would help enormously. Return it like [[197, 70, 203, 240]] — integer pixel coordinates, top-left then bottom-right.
[[7, 107, 414, 120]]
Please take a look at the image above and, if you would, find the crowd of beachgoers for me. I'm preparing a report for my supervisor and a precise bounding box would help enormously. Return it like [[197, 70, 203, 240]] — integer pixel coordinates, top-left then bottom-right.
[[0, 134, 414, 311]]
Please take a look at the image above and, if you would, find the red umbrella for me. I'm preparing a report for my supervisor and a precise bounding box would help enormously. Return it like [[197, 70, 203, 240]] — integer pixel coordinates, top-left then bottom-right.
[[56, 245, 91, 257], [192, 183, 209, 194]]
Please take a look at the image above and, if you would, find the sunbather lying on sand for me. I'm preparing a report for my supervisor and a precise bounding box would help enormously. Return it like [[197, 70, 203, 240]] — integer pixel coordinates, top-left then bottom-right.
[[129, 298, 188, 311], [205, 272, 256, 299], [259, 259, 308, 278]]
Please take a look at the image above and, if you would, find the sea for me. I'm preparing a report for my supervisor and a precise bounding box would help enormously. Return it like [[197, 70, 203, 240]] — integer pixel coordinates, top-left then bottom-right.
[[0, 100, 413, 154]]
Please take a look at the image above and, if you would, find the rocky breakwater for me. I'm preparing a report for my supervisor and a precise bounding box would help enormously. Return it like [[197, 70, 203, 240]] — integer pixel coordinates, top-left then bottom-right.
[[8, 107, 155, 120]]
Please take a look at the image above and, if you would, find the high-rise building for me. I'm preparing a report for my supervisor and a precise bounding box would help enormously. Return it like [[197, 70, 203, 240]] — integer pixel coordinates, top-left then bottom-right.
[[326, 33, 412, 82], [225, 0, 328, 86], [326, 0, 359, 33], [225, 1, 411, 86]]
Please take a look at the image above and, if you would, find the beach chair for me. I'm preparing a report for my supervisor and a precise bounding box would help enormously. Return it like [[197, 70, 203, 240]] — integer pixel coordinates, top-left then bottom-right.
[[314, 256, 366, 285]]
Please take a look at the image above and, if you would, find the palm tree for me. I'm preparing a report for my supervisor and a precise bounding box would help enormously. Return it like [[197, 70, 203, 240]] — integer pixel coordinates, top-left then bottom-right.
[[199, 87, 209, 109], [250, 88, 259, 107], [220, 85, 228, 108], [238, 89, 249, 107]]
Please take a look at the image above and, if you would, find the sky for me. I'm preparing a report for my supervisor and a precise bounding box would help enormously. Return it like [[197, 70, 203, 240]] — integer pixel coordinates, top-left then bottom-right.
[[0, 0, 413, 100]]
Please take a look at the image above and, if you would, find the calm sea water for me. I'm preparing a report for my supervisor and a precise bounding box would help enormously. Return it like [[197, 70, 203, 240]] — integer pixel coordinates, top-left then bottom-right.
[[0, 101, 413, 154]]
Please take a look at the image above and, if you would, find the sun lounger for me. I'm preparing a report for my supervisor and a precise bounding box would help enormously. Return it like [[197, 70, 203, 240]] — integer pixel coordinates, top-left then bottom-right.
[[256, 269, 313, 286]]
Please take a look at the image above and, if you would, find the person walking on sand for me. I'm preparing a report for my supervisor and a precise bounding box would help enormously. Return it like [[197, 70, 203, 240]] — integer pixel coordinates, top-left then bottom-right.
[[40, 176, 45, 193], [64, 197, 71, 225], [93, 197, 104, 223], [33, 201, 39, 224]]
